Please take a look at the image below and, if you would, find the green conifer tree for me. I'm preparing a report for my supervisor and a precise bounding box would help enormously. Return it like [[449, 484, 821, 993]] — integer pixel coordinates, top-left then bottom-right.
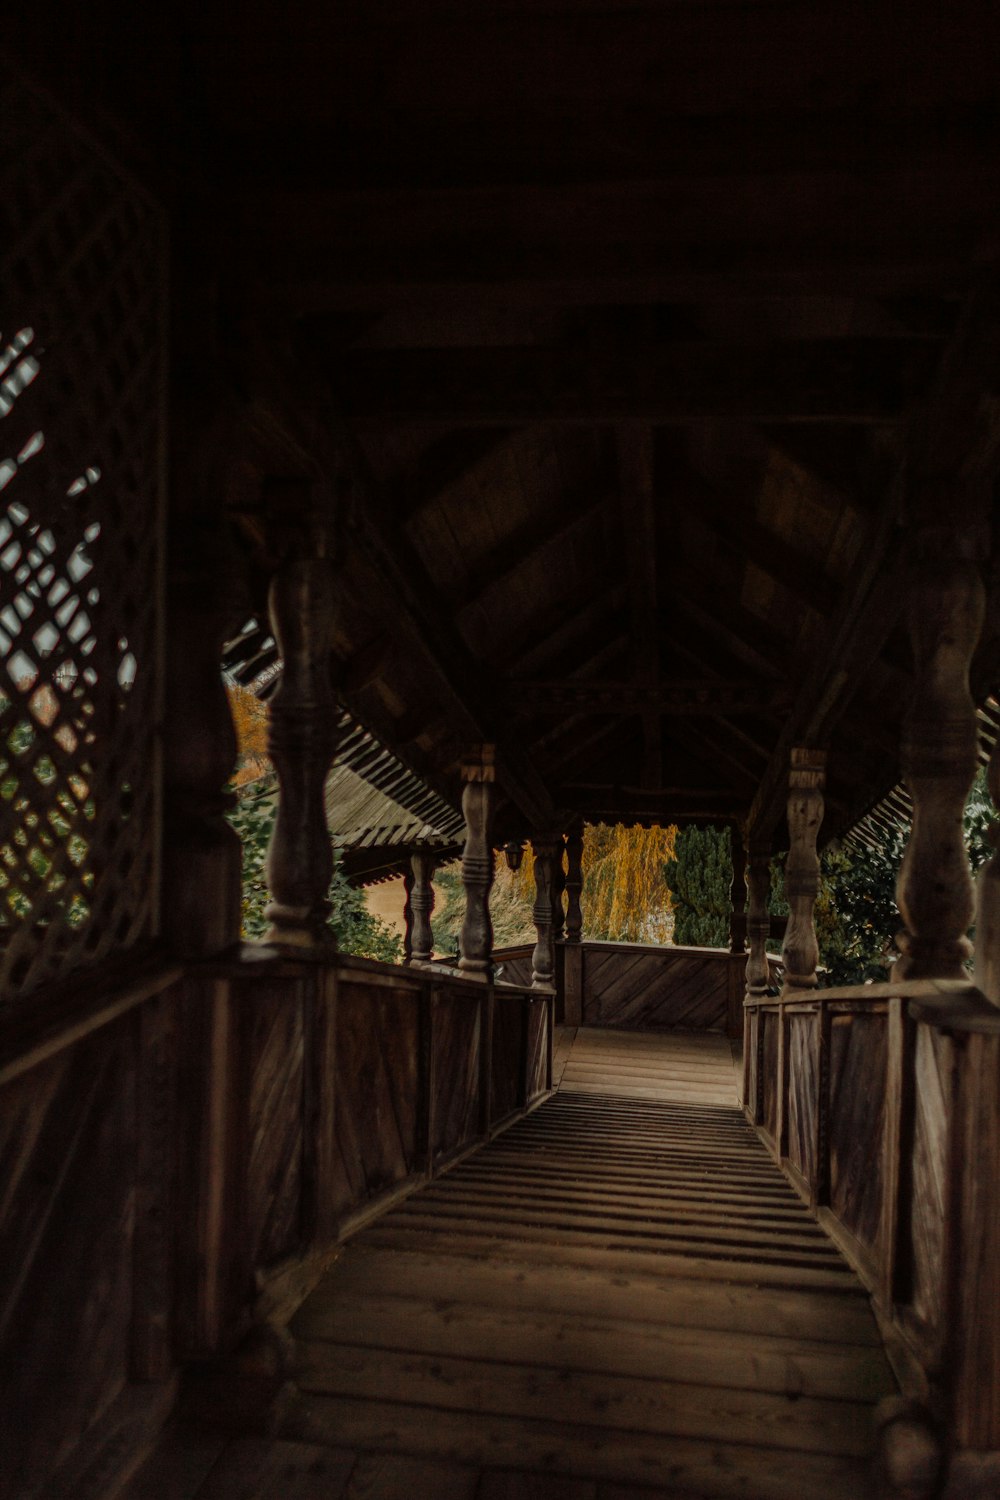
[[663, 825, 733, 947]]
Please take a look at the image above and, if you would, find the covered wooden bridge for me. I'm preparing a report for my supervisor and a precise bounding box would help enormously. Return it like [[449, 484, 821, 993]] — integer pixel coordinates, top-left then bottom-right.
[[4, 5, 1000, 1497]]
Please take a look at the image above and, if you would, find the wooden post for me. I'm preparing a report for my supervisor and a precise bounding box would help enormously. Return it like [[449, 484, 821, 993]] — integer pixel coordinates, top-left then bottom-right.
[[410, 850, 437, 964], [401, 866, 414, 963], [564, 825, 584, 1026], [781, 747, 827, 991], [565, 827, 583, 943], [745, 843, 771, 998], [551, 838, 567, 943], [264, 553, 340, 947], [160, 519, 243, 958], [893, 551, 984, 981], [531, 837, 560, 991], [729, 821, 747, 955], [458, 747, 495, 980]]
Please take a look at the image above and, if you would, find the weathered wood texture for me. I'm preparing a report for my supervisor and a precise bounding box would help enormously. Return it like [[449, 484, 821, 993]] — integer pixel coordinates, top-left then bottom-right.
[[0, 1016, 137, 1498], [493, 946, 533, 990], [828, 1011, 887, 1256], [786, 1011, 819, 1189], [430, 990, 482, 1167], [748, 980, 1000, 1458], [908, 1024, 953, 1349], [490, 992, 526, 1125], [525, 996, 550, 1103], [0, 955, 550, 1500], [241, 977, 308, 1268], [761, 1010, 780, 1143], [581, 943, 746, 1037], [330, 980, 422, 1217]]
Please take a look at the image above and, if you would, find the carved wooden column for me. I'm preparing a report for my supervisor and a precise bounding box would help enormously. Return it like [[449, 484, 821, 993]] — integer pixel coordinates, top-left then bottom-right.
[[161, 521, 244, 957], [458, 747, 495, 979], [530, 837, 560, 991], [894, 550, 985, 981], [410, 850, 437, 965], [781, 748, 827, 991], [562, 825, 584, 1024], [401, 865, 414, 963], [264, 554, 340, 947], [565, 826, 583, 944], [743, 841, 771, 1122], [745, 844, 772, 999]]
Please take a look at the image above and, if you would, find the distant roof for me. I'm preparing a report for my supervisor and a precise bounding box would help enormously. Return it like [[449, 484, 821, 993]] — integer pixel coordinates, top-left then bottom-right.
[[224, 620, 464, 885], [324, 760, 462, 884], [845, 696, 1000, 851]]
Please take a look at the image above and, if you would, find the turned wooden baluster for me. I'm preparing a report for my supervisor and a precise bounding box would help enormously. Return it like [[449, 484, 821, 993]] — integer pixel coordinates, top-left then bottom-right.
[[410, 850, 437, 964], [551, 838, 567, 942], [458, 747, 496, 978], [531, 837, 560, 990], [401, 870, 413, 960], [781, 748, 827, 991], [264, 555, 340, 946], [161, 519, 244, 957], [745, 843, 772, 998], [895, 552, 985, 980], [564, 826, 583, 943]]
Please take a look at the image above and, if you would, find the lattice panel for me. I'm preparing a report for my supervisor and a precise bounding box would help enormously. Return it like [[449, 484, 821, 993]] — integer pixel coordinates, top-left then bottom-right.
[[0, 79, 165, 1000]]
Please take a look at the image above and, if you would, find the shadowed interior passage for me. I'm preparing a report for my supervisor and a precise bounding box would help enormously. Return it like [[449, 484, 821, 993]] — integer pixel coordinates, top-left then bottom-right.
[[124, 1029, 895, 1500]]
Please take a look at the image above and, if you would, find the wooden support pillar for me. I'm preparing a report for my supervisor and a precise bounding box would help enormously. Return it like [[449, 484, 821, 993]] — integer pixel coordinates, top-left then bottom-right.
[[410, 850, 437, 964], [530, 837, 560, 991], [458, 747, 495, 979], [745, 843, 772, 999], [781, 747, 826, 991], [565, 826, 583, 943], [160, 520, 243, 957], [264, 553, 341, 947], [563, 824, 584, 1025], [729, 821, 747, 955], [402, 866, 414, 963], [552, 838, 567, 943], [894, 547, 985, 980]]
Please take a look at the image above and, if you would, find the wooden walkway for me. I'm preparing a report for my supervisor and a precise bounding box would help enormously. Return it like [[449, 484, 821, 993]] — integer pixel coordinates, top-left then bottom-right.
[[125, 1028, 895, 1500]]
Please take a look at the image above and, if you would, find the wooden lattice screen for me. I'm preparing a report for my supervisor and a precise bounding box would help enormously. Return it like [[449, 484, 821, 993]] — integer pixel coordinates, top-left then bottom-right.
[[0, 78, 166, 1001]]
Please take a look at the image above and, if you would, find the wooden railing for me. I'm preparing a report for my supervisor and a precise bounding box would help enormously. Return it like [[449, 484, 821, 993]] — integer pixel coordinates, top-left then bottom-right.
[[493, 939, 753, 1037], [0, 951, 550, 1500], [745, 979, 1000, 1452]]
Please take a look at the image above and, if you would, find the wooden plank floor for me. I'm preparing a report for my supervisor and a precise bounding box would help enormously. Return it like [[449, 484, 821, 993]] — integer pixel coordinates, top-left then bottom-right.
[[126, 1028, 894, 1500]]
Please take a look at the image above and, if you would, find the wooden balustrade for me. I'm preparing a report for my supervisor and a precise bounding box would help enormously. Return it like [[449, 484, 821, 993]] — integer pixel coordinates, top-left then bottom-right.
[[0, 951, 551, 1498], [745, 977, 1000, 1457]]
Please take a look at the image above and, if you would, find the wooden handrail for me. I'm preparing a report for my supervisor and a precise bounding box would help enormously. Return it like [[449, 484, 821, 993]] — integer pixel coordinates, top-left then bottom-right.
[[744, 976, 1000, 1032]]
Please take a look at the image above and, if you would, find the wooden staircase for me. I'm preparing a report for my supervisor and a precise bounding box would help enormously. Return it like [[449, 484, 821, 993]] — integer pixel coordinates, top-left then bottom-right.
[[124, 1029, 896, 1499]]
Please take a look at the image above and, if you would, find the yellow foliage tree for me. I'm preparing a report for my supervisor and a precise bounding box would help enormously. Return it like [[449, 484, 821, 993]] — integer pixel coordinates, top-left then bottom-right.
[[226, 682, 270, 786], [581, 823, 676, 943]]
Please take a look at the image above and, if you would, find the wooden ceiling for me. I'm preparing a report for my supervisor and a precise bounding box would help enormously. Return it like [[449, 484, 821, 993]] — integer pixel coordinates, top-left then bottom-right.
[[15, 1, 1000, 849]]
